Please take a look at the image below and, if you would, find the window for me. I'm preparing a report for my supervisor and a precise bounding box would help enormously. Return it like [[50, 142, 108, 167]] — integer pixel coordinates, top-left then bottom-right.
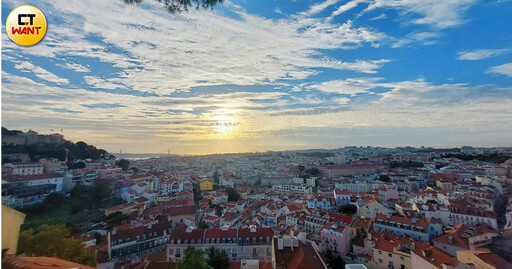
[[378, 251, 382, 255], [389, 253, 392, 257], [400, 256, 404, 261], [379, 259, 383, 263]]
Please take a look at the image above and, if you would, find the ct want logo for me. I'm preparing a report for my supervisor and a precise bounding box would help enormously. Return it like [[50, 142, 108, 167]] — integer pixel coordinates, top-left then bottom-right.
[[6, 5, 47, 46]]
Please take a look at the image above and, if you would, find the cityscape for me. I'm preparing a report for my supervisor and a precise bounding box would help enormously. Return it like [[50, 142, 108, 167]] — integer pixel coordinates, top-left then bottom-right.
[[1, 128, 512, 269], [2, 0, 512, 269]]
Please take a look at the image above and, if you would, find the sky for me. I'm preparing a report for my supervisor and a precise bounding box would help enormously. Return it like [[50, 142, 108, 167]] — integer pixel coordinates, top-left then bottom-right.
[[2, 0, 512, 155]]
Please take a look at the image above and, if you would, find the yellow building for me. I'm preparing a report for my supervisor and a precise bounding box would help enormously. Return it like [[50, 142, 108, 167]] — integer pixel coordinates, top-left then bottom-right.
[[200, 178, 213, 191], [2, 205, 26, 254]]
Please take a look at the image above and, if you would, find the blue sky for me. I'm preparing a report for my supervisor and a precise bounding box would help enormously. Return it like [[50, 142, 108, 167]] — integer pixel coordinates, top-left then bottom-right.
[[2, 0, 512, 154]]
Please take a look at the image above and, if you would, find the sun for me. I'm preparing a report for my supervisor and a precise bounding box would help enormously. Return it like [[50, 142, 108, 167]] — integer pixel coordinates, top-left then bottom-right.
[[210, 113, 239, 139]]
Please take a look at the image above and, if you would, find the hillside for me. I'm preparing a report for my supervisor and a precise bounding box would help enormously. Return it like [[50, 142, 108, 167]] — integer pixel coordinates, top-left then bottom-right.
[[2, 127, 112, 162]]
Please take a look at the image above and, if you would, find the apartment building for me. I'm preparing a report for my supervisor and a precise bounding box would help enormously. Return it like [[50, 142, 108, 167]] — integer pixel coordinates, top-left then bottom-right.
[[374, 214, 442, 242], [167, 225, 274, 263]]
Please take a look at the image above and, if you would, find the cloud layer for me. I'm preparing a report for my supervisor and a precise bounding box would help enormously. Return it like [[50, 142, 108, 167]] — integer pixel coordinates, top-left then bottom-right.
[[2, 0, 511, 154]]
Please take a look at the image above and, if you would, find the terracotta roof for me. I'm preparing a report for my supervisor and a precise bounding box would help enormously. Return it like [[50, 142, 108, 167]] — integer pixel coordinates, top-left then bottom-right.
[[413, 246, 459, 268], [375, 213, 439, 231], [328, 212, 353, 224], [2, 255, 94, 269], [432, 223, 498, 249], [475, 252, 512, 269], [171, 224, 273, 243], [273, 239, 326, 269]]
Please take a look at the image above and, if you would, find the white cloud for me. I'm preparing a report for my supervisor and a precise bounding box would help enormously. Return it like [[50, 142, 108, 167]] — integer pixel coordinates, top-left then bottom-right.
[[486, 63, 512, 77], [392, 31, 441, 48], [364, 0, 477, 29], [370, 14, 387, 20], [308, 77, 383, 96], [457, 49, 511, 60], [302, 0, 340, 16], [328, 0, 366, 20], [57, 62, 91, 72], [14, 61, 69, 84], [83, 76, 121, 90], [2, 0, 389, 95]]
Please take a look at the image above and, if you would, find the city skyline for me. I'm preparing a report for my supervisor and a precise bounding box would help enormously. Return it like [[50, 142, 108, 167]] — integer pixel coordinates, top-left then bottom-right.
[[2, 0, 512, 155]]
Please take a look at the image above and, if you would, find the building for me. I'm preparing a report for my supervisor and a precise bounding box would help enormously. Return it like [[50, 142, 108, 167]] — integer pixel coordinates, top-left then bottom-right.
[[2, 173, 64, 207], [200, 178, 213, 191], [273, 234, 327, 269], [1, 205, 26, 254], [305, 214, 330, 233], [411, 246, 461, 269], [436, 205, 498, 230], [456, 249, 512, 269], [374, 214, 442, 242], [167, 225, 274, 263], [357, 199, 393, 219], [371, 235, 429, 269], [39, 158, 67, 174], [315, 162, 386, 178], [2, 129, 64, 146], [320, 222, 352, 256], [2, 162, 44, 176], [109, 219, 172, 263], [432, 224, 499, 256], [272, 183, 312, 194]]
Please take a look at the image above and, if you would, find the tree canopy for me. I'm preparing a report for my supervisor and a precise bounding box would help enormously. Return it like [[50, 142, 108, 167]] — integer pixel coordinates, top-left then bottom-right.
[[115, 159, 130, 171], [323, 249, 346, 269], [123, 0, 224, 13], [213, 170, 220, 185], [378, 174, 391, 182], [18, 225, 96, 266], [177, 246, 212, 269], [338, 204, 357, 215], [226, 187, 240, 202], [206, 247, 230, 269], [305, 167, 320, 176]]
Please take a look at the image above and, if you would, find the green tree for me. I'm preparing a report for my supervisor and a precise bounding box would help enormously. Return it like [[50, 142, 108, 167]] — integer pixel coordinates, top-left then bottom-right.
[[226, 187, 240, 202], [17, 225, 96, 266], [206, 247, 229, 269], [177, 246, 212, 269], [305, 167, 320, 176], [298, 165, 305, 173], [43, 192, 65, 209], [130, 167, 139, 173], [115, 159, 130, 171], [213, 170, 220, 185], [323, 249, 346, 269], [378, 174, 391, 182], [338, 204, 357, 215], [70, 161, 86, 169], [124, 0, 224, 13], [90, 181, 112, 203]]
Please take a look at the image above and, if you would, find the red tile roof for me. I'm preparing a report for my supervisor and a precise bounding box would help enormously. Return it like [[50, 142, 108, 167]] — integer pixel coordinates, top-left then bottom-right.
[[432, 224, 498, 249], [3, 255, 94, 269], [413, 246, 459, 268]]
